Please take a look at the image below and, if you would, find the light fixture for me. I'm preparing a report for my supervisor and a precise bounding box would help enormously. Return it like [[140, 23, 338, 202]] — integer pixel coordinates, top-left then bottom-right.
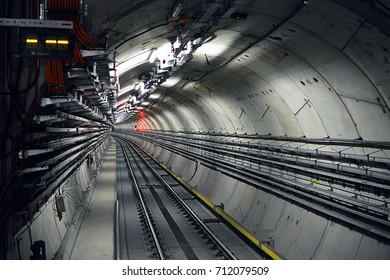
[[26, 38, 38, 44], [116, 49, 154, 75], [57, 39, 69, 45], [118, 84, 134, 97], [45, 38, 57, 49], [21, 32, 74, 58], [45, 39, 57, 44], [148, 93, 162, 99], [171, 1, 182, 18]]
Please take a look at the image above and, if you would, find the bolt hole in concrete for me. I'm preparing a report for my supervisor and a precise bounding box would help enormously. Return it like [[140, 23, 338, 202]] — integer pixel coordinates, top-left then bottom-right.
[[313, 77, 319, 83], [300, 81, 305, 86]]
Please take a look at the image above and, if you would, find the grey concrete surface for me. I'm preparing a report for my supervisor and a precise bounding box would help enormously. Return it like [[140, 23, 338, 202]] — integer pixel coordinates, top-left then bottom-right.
[[70, 141, 116, 260]]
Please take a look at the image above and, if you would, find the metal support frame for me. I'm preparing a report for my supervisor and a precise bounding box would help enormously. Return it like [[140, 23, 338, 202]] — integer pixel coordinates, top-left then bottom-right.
[[21, 167, 49, 174], [0, 18, 73, 29], [19, 148, 54, 158]]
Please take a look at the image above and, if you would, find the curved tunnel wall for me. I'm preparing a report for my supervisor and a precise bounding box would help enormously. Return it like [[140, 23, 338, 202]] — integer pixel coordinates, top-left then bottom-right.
[[11, 138, 110, 260], [115, 1, 390, 259]]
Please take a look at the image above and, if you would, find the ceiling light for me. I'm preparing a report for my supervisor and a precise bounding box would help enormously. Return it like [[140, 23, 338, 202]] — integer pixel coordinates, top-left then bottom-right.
[[117, 49, 153, 75], [118, 85, 134, 96], [161, 76, 180, 88], [171, 2, 182, 18], [148, 93, 161, 99]]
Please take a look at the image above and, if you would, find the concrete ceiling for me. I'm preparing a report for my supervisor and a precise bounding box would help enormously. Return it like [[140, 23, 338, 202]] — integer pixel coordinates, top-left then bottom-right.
[[83, 0, 390, 142]]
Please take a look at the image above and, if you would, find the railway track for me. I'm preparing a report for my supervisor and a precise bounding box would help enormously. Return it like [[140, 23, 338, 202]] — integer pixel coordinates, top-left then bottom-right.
[[114, 136, 262, 260], [116, 131, 390, 242]]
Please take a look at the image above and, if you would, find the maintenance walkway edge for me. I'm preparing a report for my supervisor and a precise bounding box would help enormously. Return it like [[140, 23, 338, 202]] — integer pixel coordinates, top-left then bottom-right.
[[70, 140, 116, 259]]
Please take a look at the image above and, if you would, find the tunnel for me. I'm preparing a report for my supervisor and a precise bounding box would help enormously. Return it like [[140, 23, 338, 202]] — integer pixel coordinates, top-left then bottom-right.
[[0, 0, 390, 260]]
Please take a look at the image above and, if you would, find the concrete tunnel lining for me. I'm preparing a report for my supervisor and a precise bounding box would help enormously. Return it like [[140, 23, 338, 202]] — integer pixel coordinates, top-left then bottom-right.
[[2, 0, 390, 260], [113, 0, 390, 259]]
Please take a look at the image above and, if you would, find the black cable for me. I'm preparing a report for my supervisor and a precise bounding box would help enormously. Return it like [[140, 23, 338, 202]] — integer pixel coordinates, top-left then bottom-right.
[[114, 21, 169, 51], [1, 0, 40, 259]]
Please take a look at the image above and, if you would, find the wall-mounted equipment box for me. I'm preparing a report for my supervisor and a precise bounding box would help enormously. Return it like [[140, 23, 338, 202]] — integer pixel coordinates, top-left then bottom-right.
[[20, 31, 75, 59]]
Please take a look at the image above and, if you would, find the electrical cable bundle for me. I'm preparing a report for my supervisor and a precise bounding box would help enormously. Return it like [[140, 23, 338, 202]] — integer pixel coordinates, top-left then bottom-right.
[[46, 59, 65, 95], [46, 0, 96, 95]]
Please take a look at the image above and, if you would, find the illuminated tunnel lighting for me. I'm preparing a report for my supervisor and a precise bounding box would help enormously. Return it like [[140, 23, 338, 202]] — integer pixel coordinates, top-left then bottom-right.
[[57, 40, 69, 45], [45, 39, 57, 44], [26, 38, 38, 44]]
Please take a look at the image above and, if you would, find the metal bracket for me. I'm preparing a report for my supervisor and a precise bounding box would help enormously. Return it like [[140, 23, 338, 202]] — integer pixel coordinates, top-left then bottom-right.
[[80, 49, 108, 57], [33, 115, 59, 124], [19, 148, 54, 158], [0, 18, 73, 29], [20, 166, 49, 174]]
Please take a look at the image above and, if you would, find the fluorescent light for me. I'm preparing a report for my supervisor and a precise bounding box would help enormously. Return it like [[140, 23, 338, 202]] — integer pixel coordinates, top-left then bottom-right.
[[162, 77, 180, 88], [26, 38, 38, 44], [57, 39, 69, 45], [118, 85, 134, 96], [45, 39, 57, 44], [148, 93, 162, 99], [171, 2, 182, 18], [117, 50, 153, 75], [117, 100, 128, 107]]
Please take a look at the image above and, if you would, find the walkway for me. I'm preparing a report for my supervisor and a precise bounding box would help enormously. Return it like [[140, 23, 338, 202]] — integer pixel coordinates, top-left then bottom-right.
[[70, 139, 116, 259]]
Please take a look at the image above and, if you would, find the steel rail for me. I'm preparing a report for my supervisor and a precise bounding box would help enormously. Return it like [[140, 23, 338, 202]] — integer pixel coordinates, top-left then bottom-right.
[[126, 132, 390, 206], [152, 134, 390, 190], [137, 131, 390, 175], [127, 139, 237, 260], [156, 130, 390, 150], [114, 200, 120, 260], [117, 139, 165, 260], [117, 133, 390, 241]]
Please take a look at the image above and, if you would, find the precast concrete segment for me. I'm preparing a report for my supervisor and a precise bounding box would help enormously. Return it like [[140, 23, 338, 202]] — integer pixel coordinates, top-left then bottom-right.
[[70, 141, 116, 260]]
